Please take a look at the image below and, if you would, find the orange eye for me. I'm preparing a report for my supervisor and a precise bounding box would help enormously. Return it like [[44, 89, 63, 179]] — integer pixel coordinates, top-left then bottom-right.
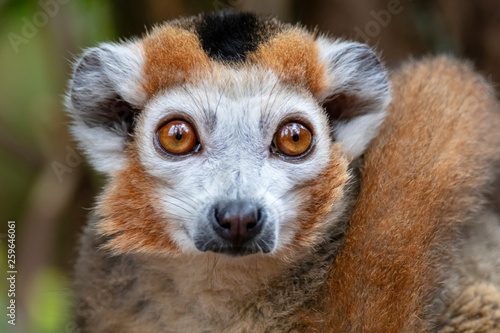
[[157, 120, 198, 155], [273, 122, 313, 157]]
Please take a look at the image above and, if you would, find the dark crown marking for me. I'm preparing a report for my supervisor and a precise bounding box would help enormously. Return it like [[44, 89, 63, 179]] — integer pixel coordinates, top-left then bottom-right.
[[195, 11, 260, 63]]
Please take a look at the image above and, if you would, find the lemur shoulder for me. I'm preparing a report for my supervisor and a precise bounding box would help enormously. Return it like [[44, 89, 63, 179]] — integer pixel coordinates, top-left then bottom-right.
[[67, 11, 500, 332]]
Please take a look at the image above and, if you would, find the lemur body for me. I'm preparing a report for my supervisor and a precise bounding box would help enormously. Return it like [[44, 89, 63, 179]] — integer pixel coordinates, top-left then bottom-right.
[[68, 12, 500, 332]]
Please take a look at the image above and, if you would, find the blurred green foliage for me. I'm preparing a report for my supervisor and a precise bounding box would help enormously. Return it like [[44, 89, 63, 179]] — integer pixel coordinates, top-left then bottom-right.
[[1, 0, 116, 331], [0, 0, 114, 227], [28, 268, 73, 333]]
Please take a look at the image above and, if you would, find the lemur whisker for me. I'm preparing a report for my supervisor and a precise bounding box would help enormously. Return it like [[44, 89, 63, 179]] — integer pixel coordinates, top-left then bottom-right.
[[183, 85, 206, 118], [269, 190, 293, 208], [261, 183, 273, 198], [262, 78, 280, 121], [160, 198, 194, 215], [214, 78, 230, 119], [161, 187, 200, 206], [265, 81, 287, 126], [259, 79, 265, 119], [200, 186, 212, 198], [162, 211, 191, 221], [161, 198, 198, 215], [164, 193, 198, 210], [202, 80, 212, 120]]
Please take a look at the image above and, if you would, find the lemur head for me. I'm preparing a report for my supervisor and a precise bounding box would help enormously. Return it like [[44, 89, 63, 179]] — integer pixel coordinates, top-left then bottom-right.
[[67, 12, 390, 258]]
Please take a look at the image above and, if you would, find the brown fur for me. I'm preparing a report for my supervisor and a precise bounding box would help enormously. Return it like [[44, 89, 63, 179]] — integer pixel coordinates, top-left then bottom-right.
[[142, 25, 211, 96], [142, 22, 327, 99], [249, 30, 329, 97], [438, 284, 500, 332], [97, 146, 178, 255], [293, 144, 349, 247], [295, 57, 500, 332]]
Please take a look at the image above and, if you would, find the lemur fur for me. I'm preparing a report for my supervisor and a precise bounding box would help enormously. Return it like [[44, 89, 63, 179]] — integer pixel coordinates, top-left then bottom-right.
[[67, 11, 500, 332]]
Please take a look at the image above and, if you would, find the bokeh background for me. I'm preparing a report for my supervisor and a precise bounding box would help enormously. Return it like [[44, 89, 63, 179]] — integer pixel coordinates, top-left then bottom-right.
[[1, 0, 499, 332]]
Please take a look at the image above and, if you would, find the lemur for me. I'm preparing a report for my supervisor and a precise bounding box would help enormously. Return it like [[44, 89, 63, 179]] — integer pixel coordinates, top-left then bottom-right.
[[67, 11, 500, 332]]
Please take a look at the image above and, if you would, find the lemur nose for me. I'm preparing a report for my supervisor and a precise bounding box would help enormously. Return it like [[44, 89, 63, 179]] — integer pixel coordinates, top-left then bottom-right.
[[212, 201, 264, 246]]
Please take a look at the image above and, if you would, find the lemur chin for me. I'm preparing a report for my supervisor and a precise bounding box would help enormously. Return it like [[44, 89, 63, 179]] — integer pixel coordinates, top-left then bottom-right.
[[67, 11, 500, 332]]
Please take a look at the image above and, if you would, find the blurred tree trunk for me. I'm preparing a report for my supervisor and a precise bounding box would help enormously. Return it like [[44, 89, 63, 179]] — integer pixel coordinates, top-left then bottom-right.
[[436, 0, 500, 86], [294, 0, 429, 67]]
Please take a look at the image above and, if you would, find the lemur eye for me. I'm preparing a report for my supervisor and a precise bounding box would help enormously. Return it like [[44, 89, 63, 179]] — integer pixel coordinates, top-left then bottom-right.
[[273, 122, 313, 157], [157, 120, 198, 155]]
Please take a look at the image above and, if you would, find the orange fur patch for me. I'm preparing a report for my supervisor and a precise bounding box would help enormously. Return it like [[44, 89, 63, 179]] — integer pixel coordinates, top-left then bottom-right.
[[142, 26, 211, 96], [97, 147, 177, 255], [306, 57, 500, 332], [249, 30, 329, 97], [293, 144, 349, 247]]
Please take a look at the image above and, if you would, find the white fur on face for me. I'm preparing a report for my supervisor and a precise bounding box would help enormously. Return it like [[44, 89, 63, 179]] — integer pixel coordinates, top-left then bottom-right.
[[135, 68, 335, 255]]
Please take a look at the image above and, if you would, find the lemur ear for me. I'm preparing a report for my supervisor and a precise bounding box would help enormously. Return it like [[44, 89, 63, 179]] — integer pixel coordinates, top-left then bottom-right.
[[316, 38, 391, 158], [66, 42, 147, 174]]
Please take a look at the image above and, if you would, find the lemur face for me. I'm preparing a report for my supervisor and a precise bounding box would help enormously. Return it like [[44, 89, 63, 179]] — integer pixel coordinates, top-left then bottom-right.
[[136, 69, 336, 256], [67, 12, 390, 258]]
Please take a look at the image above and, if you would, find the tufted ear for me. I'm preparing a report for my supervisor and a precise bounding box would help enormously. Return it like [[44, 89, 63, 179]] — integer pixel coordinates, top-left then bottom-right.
[[65, 42, 147, 174], [316, 38, 391, 158]]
